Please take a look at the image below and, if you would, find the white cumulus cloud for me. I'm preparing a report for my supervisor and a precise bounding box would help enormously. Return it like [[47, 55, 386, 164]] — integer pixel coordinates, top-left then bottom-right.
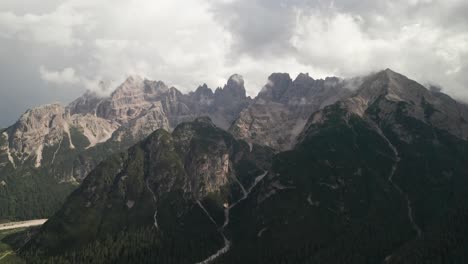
[[40, 66, 80, 85]]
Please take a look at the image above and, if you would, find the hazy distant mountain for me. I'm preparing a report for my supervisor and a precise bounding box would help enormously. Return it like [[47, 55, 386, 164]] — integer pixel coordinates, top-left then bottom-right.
[[22, 69, 468, 263]]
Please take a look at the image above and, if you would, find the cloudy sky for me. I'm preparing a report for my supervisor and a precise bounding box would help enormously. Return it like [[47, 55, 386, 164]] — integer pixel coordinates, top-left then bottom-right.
[[1, 0, 468, 127]]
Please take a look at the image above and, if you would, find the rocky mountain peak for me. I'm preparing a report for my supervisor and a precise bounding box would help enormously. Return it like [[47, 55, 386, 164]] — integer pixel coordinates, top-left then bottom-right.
[[351, 68, 422, 101], [258, 73, 292, 102], [26, 103, 64, 113], [68, 90, 103, 115], [101, 77, 165, 124], [17, 104, 67, 128], [383, 67, 397, 75], [322, 69, 468, 141], [227, 74, 244, 88], [9, 104, 68, 167], [196, 83, 211, 92], [143, 80, 168, 95], [111, 75, 145, 97], [216, 74, 247, 99], [193, 83, 213, 97], [230, 72, 350, 150], [185, 84, 214, 110], [124, 74, 144, 85], [293, 73, 314, 84], [286, 73, 316, 97], [344, 69, 430, 111], [166, 87, 183, 102]]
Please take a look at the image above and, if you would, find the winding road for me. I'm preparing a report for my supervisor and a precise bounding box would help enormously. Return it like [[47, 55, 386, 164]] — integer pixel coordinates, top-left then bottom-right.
[[0, 219, 47, 231], [0, 251, 14, 261]]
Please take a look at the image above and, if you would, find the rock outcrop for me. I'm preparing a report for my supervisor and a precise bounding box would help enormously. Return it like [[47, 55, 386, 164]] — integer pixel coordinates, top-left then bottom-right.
[[230, 73, 351, 150], [305, 69, 468, 141]]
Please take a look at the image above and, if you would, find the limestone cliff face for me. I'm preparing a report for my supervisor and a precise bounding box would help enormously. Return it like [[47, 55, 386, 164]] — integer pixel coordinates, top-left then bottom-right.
[[230, 73, 351, 150], [97, 76, 166, 124], [182, 74, 252, 130], [172, 118, 232, 199], [69, 114, 119, 149], [2, 104, 118, 170], [67, 90, 104, 116], [0, 74, 252, 187], [111, 102, 170, 143], [211, 74, 252, 129], [9, 104, 68, 168]]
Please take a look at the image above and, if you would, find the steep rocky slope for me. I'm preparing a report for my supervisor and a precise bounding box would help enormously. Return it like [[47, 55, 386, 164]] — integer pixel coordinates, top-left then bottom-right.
[[339, 69, 468, 140], [230, 73, 351, 150]]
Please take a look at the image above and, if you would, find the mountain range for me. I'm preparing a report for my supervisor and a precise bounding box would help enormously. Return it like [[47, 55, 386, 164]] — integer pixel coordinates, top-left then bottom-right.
[[0, 72, 353, 220], [1, 69, 468, 263]]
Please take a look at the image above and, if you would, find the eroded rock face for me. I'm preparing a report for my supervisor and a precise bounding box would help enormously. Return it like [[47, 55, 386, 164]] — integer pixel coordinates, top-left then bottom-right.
[[143, 118, 235, 200], [98, 76, 165, 124], [9, 104, 67, 167], [68, 90, 104, 116], [0, 73, 255, 199], [181, 74, 252, 130], [301, 69, 468, 147], [230, 73, 351, 150], [210, 74, 252, 129], [172, 118, 232, 198], [0, 131, 15, 169], [70, 114, 119, 149], [111, 102, 170, 143], [340, 69, 468, 140], [3, 104, 119, 169]]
